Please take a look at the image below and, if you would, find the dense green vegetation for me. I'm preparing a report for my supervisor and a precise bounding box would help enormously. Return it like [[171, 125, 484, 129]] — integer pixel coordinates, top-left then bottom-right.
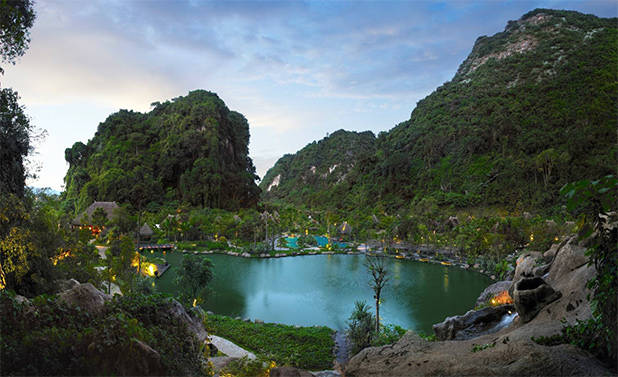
[[549, 175, 617, 367], [260, 129, 376, 206], [204, 314, 335, 370], [62, 90, 260, 214], [346, 300, 407, 355], [1, 3, 616, 374], [261, 9, 617, 214], [0, 291, 207, 375]]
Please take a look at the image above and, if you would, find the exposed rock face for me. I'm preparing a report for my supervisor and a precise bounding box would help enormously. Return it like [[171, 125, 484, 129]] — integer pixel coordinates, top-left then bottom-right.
[[167, 299, 209, 342], [345, 330, 611, 376], [57, 282, 111, 314], [511, 277, 561, 323], [548, 237, 588, 283], [345, 230, 608, 376], [56, 278, 80, 292], [513, 252, 541, 281], [475, 280, 512, 307], [433, 304, 514, 340]]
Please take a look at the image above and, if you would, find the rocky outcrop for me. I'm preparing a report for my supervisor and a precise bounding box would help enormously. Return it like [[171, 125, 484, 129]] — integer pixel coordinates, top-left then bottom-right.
[[433, 304, 514, 340], [57, 282, 111, 314], [547, 237, 588, 283], [513, 251, 542, 281], [346, 230, 608, 376], [167, 298, 208, 342], [511, 277, 561, 323], [475, 280, 512, 307], [345, 329, 611, 376]]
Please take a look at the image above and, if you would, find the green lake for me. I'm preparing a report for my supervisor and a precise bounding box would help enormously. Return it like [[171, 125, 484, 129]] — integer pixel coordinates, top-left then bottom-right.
[[148, 252, 492, 333]]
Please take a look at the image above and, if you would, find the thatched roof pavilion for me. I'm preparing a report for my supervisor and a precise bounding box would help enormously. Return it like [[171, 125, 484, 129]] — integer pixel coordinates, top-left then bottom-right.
[[139, 223, 154, 238], [338, 221, 352, 235], [72, 201, 119, 225]]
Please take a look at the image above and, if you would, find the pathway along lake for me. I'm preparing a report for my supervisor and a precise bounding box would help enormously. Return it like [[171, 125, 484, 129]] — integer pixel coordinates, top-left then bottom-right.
[[148, 252, 492, 333]]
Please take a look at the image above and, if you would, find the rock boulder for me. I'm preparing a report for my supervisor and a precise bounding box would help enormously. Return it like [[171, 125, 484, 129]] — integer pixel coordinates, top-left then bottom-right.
[[345, 330, 611, 376], [513, 252, 541, 282], [511, 277, 561, 323], [433, 304, 514, 340], [167, 299, 208, 342], [57, 282, 111, 314], [475, 280, 512, 307], [547, 238, 588, 284]]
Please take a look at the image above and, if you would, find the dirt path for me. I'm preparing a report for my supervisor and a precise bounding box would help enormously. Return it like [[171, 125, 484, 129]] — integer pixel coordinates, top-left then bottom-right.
[[209, 335, 256, 359]]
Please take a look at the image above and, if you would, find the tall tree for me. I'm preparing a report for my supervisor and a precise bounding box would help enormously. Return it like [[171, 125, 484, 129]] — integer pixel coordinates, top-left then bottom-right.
[[0, 89, 30, 198], [0, 0, 35, 73], [176, 255, 214, 306], [365, 256, 389, 333]]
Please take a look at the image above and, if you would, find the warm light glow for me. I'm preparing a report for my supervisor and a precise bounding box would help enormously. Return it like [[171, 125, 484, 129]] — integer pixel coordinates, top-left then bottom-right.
[[148, 264, 155, 276], [131, 252, 140, 268], [192, 298, 197, 307], [51, 249, 72, 266], [530, 234, 534, 242], [554, 237, 559, 241], [305, 229, 308, 235], [490, 290, 513, 306]]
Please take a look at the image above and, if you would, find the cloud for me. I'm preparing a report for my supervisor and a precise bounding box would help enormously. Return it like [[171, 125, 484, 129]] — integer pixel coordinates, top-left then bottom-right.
[[5, 0, 616, 190]]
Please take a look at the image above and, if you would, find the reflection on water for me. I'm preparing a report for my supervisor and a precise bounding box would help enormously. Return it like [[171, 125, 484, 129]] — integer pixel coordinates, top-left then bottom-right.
[[150, 253, 491, 333], [444, 268, 449, 292]]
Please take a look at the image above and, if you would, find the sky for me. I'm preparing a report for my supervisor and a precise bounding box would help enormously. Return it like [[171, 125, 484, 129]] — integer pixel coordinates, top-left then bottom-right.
[[3, 0, 616, 191]]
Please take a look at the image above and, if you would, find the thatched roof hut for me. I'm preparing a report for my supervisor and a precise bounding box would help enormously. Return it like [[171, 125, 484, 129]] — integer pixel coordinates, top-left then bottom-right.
[[338, 221, 352, 235], [139, 223, 154, 238], [72, 201, 119, 225]]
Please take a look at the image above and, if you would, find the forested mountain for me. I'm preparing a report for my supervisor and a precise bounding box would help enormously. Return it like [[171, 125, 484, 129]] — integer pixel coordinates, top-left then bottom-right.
[[262, 9, 617, 213], [259, 130, 376, 206], [63, 90, 260, 213]]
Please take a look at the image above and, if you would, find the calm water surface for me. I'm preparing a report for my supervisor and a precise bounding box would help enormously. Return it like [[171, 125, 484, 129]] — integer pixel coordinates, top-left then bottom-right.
[[149, 252, 491, 333]]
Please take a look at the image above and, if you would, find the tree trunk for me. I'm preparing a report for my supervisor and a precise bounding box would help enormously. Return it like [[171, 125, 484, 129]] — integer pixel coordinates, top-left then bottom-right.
[[375, 291, 380, 334], [136, 207, 142, 274]]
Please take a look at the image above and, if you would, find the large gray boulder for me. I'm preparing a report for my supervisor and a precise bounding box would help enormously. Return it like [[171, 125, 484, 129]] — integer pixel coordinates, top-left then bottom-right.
[[547, 238, 588, 284], [345, 329, 611, 376], [167, 299, 209, 342], [475, 280, 513, 307], [57, 282, 111, 314], [433, 304, 514, 340], [511, 277, 561, 323], [513, 252, 542, 282]]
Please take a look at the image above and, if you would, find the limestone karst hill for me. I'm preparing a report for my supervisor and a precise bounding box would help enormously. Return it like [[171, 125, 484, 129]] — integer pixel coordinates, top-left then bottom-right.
[[261, 9, 617, 212]]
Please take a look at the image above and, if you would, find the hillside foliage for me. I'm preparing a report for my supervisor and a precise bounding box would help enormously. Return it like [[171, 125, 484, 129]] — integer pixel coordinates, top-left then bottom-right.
[[62, 90, 260, 214], [261, 9, 617, 214], [260, 129, 376, 207]]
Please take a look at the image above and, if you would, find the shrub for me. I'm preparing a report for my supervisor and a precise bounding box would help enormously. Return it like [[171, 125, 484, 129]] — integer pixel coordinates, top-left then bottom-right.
[[204, 314, 334, 370], [0, 291, 206, 375], [347, 300, 375, 355]]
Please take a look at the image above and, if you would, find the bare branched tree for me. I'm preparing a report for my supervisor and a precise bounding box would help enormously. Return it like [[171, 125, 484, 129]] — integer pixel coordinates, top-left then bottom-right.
[[365, 255, 389, 333]]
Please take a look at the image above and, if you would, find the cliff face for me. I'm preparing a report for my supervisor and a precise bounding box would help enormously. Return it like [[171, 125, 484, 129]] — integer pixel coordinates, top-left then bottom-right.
[[259, 129, 376, 206], [262, 9, 618, 212], [63, 90, 261, 212]]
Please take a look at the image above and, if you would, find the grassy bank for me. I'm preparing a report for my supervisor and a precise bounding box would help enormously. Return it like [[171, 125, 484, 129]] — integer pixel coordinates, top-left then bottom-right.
[[204, 314, 335, 370]]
